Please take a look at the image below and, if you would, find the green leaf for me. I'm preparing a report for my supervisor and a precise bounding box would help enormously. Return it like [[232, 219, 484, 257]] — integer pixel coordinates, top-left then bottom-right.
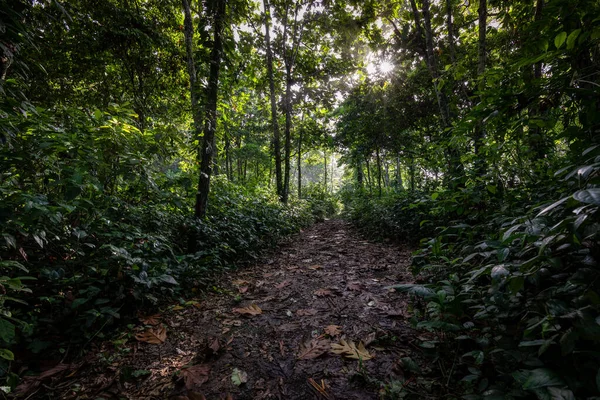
[[559, 328, 578, 355], [387, 284, 436, 299], [0, 319, 15, 343], [573, 189, 600, 205], [566, 29, 581, 50], [512, 368, 564, 390], [554, 32, 567, 49], [0, 261, 28, 273], [486, 185, 497, 194], [0, 349, 14, 361], [491, 265, 509, 280], [537, 196, 569, 216], [231, 368, 248, 386]]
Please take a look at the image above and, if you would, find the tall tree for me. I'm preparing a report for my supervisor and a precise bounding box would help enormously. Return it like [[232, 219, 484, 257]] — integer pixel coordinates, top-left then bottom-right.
[[195, 0, 225, 218], [262, 0, 284, 201]]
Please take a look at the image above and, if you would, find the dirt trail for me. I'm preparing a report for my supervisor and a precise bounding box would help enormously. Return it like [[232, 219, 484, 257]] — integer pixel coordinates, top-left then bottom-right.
[[51, 219, 418, 399]]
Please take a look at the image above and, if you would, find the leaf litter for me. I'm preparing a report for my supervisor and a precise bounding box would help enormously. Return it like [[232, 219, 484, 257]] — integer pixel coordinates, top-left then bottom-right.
[[41, 220, 425, 399]]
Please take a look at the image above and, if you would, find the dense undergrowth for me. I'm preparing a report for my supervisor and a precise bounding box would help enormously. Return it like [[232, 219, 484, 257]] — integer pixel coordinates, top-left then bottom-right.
[[343, 151, 600, 399], [0, 103, 328, 388]]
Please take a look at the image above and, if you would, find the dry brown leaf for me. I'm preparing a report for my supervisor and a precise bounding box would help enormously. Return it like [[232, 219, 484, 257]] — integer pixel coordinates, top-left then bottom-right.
[[324, 325, 342, 336], [296, 308, 318, 316], [238, 286, 249, 293], [233, 304, 262, 316], [314, 288, 333, 297], [346, 282, 362, 291], [232, 279, 250, 286], [297, 339, 331, 360], [275, 280, 291, 289], [330, 339, 373, 360], [139, 313, 162, 326], [135, 325, 167, 344], [181, 364, 210, 389], [308, 264, 322, 270]]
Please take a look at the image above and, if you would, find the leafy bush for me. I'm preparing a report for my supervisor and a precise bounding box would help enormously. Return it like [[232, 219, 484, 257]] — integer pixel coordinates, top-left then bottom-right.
[[389, 149, 600, 398], [302, 183, 340, 221], [0, 104, 314, 386]]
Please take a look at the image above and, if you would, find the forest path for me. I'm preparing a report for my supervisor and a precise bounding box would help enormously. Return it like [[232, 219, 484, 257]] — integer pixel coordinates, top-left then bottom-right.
[[62, 219, 417, 399]]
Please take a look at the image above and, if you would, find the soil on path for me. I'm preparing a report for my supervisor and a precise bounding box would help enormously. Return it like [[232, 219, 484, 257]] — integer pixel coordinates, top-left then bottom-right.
[[47, 219, 420, 399]]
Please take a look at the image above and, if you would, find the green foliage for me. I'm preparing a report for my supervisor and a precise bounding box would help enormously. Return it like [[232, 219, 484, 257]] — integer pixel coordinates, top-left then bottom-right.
[[384, 150, 600, 398], [302, 183, 340, 221]]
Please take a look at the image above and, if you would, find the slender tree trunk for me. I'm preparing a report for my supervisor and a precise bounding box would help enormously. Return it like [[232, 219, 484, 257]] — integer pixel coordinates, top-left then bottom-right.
[[356, 157, 364, 189], [528, 0, 547, 160], [365, 157, 372, 195], [396, 155, 403, 190], [182, 0, 202, 152], [282, 66, 292, 203], [474, 0, 487, 176], [195, 0, 225, 219], [263, 0, 283, 200], [416, 0, 464, 183], [297, 125, 303, 198], [323, 150, 328, 189], [376, 147, 382, 197]]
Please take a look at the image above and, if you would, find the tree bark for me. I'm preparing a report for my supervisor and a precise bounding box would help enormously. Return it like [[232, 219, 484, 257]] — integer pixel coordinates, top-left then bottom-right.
[[182, 0, 202, 148], [417, 0, 463, 183], [323, 150, 328, 189], [195, 0, 225, 219], [283, 65, 292, 203], [263, 0, 283, 201], [474, 0, 487, 175], [297, 123, 303, 198]]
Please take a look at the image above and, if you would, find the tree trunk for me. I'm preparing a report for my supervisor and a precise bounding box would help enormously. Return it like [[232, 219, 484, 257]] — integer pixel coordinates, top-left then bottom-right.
[[182, 0, 202, 153], [194, 0, 225, 219], [297, 125, 303, 198], [323, 150, 328, 189], [376, 147, 382, 197], [263, 0, 283, 201], [356, 157, 364, 189], [474, 0, 487, 176], [365, 156, 372, 195], [416, 0, 464, 183], [282, 66, 292, 203]]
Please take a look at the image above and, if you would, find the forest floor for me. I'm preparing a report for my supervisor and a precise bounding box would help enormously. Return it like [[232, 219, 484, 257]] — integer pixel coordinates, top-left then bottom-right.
[[28, 219, 437, 400]]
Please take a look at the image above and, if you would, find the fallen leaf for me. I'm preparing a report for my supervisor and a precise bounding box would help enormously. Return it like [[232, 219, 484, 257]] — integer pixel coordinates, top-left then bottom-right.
[[172, 305, 185, 311], [297, 339, 331, 360], [314, 288, 333, 297], [296, 308, 318, 316], [238, 286, 249, 293], [139, 313, 162, 326], [308, 265, 322, 270], [330, 339, 373, 360], [346, 282, 362, 291], [275, 280, 291, 289], [222, 319, 243, 327], [231, 368, 248, 386], [232, 279, 250, 286], [233, 304, 262, 316], [135, 325, 167, 344], [324, 325, 342, 336], [181, 364, 210, 389], [209, 337, 220, 353]]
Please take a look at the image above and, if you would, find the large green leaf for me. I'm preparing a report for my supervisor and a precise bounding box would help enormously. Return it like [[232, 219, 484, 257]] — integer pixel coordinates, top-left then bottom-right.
[[0, 319, 15, 343], [512, 368, 564, 390], [387, 284, 436, 299], [573, 189, 600, 205], [554, 32, 567, 49]]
